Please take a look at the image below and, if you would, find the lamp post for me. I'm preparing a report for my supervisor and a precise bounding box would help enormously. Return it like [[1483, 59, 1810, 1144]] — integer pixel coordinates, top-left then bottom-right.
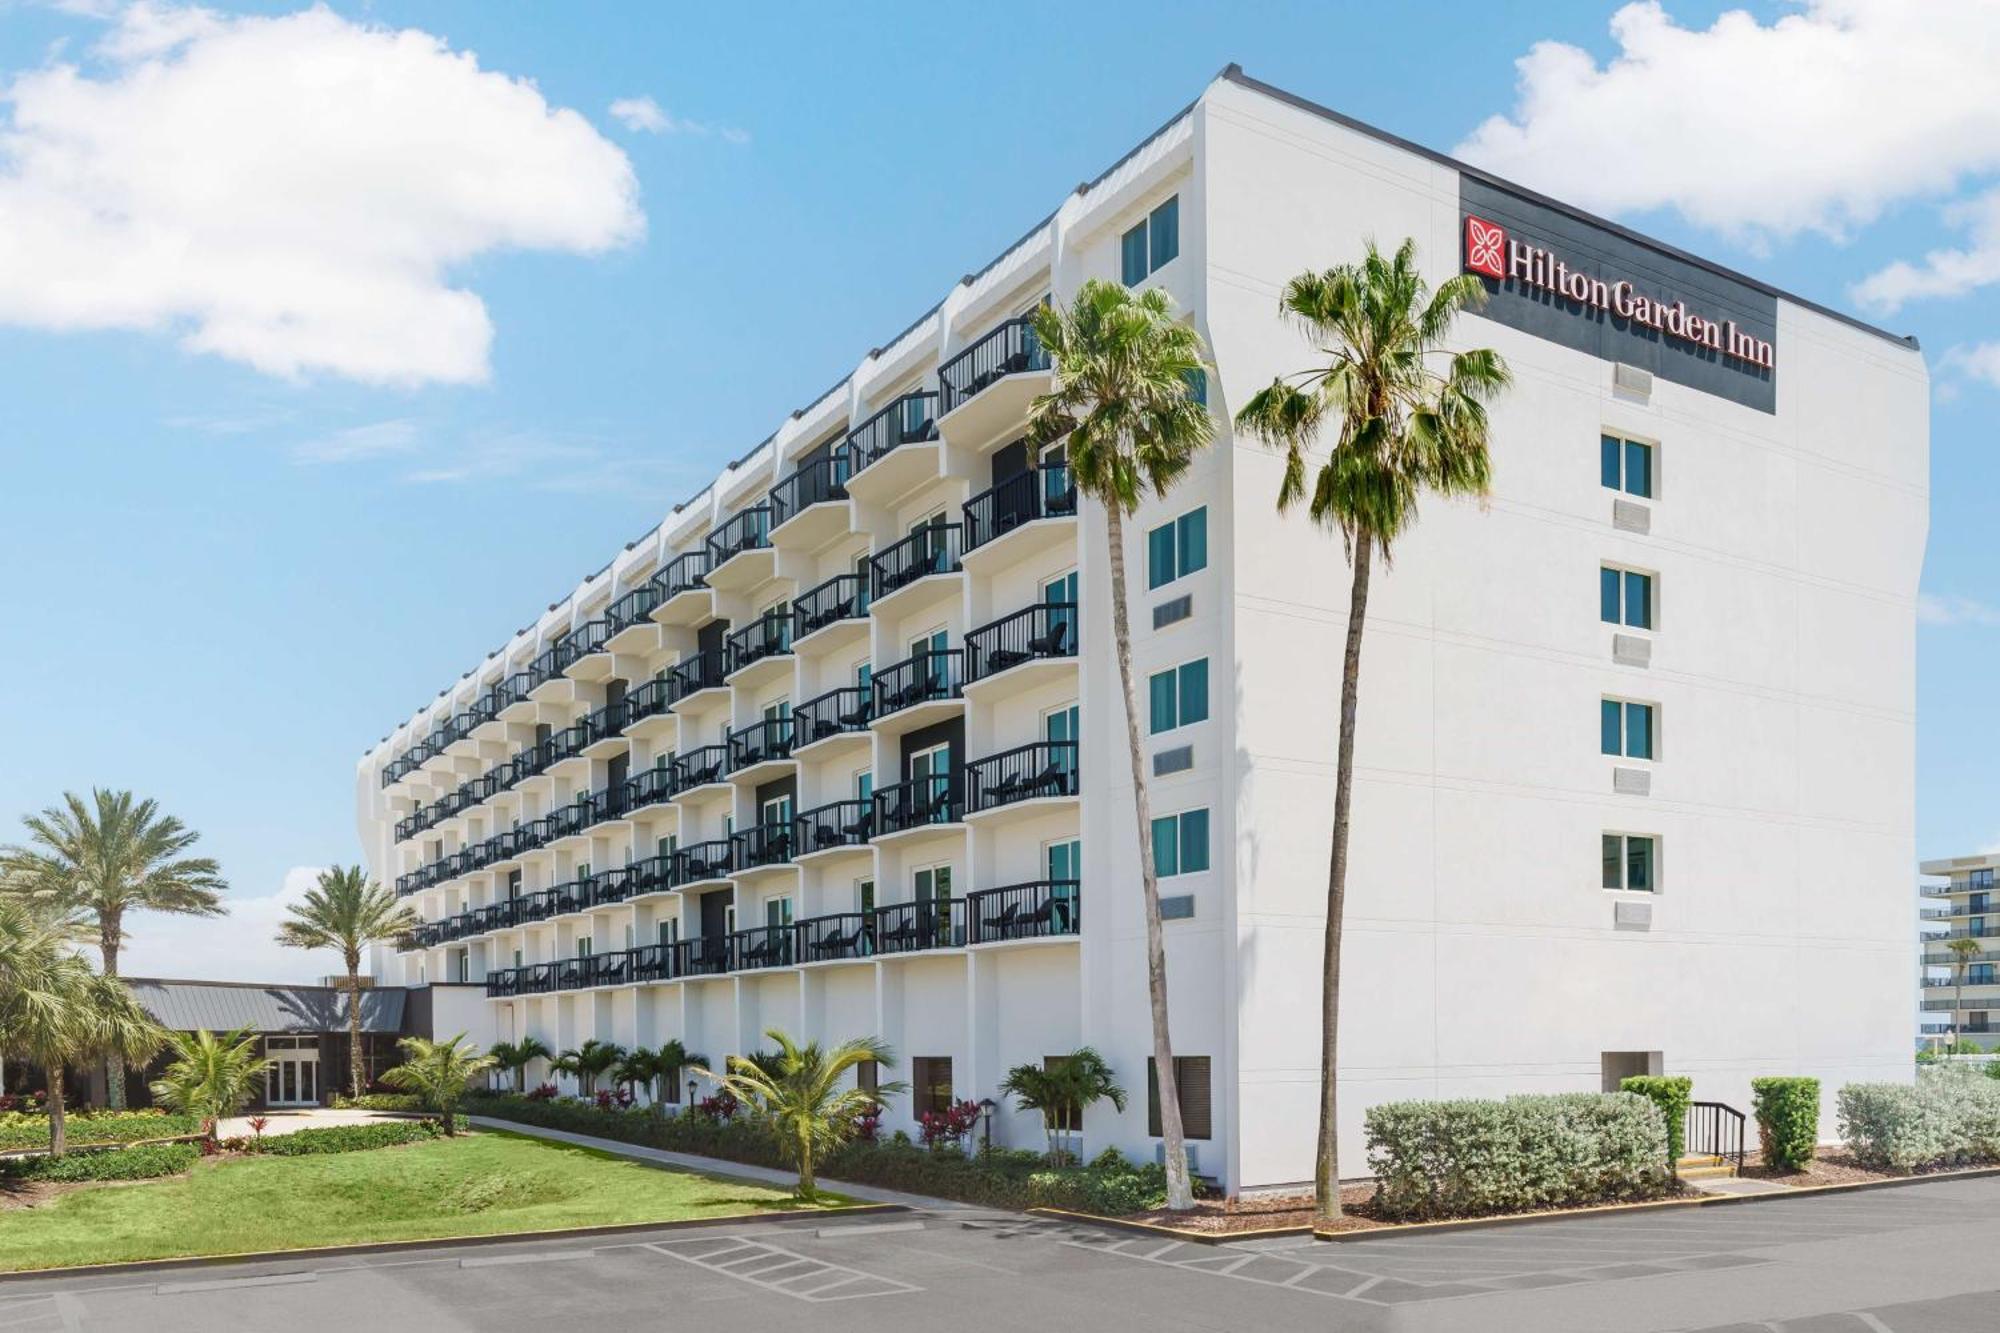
[[976, 1097, 997, 1155], [688, 1078, 698, 1112]]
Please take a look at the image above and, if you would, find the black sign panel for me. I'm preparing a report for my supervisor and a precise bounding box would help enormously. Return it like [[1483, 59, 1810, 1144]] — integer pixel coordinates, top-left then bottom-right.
[[1459, 177, 1777, 414]]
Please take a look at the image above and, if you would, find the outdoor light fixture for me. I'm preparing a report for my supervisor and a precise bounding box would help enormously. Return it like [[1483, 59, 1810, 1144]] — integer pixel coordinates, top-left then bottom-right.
[[688, 1078, 698, 1108], [977, 1097, 997, 1152]]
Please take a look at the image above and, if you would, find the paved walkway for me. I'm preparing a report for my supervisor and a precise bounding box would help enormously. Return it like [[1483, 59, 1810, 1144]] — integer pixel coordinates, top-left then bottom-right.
[[215, 1108, 402, 1139]]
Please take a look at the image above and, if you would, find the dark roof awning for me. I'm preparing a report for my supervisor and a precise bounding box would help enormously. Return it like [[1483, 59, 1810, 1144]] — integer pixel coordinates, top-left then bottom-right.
[[122, 979, 406, 1035]]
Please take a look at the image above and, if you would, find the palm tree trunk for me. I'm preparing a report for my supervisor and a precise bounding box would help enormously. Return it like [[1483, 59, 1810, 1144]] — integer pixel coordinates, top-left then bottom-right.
[[798, 1126, 815, 1200], [1104, 504, 1193, 1211], [101, 921, 127, 1110], [346, 952, 365, 1099], [47, 1072, 66, 1157], [1316, 534, 1374, 1227]]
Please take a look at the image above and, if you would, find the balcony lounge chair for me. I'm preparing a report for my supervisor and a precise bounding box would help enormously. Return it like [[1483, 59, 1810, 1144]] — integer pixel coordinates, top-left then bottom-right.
[[980, 901, 1022, 939], [876, 915, 920, 951], [810, 924, 868, 959], [1026, 619, 1070, 657]]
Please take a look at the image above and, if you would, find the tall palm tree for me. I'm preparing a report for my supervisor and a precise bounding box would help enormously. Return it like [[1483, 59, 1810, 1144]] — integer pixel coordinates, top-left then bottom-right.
[[0, 901, 164, 1155], [1947, 935, 1983, 1041], [1, 790, 228, 1107], [692, 1029, 906, 1200], [1000, 1046, 1127, 1163], [656, 1037, 700, 1109], [274, 866, 415, 1097], [1029, 279, 1213, 1211], [381, 1034, 495, 1133], [149, 1027, 268, 1140], [611, 1046, 661, 1104], [488, 1034, 551, 1095], [1236, 237, 1510, 1225], [553, 1038, 623, 1097]]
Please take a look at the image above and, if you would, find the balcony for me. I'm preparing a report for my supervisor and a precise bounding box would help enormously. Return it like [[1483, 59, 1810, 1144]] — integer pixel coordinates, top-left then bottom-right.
[[966, 740, 1078, 817], [792, 686, 872, 756], [964, 602, 1077, 693], [623, 762, 678, 815], [673, 838, 736, 888], [605, 585, 664, 653], [705, 505, 775, 591], [669, 648, 728, 707], [728, 717, 794, 782], [1925, 974, 2000, 989], [868, 523, 962, 616], [671, 744, 731, 796], [871, 649, 963, 730], [962, 464, 1076, 568], [623, 677, 675, 733], [729, 924, 797, 972], [725, 608, 793, 686], [875, 773, 958, 838], [649, 550, 712, 626], [872, 899, 961, 956], [938, 316, 1051, 449], [732, 823, 795, 877], [965, 880, 1080, 945], [770, 451, 854, 546], [530, 640, 581, 701], [566, 618, 616, 679], [845, 391, 940, 504], [794, 573, 870, 648], [794, 799, 874, 859], [798, 911, 874, 963], [581, 700, 630, 757]]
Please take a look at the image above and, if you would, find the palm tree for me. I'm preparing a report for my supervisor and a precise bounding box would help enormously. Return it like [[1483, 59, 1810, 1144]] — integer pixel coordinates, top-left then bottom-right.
[[655, 1038, 700, 1110], [1947, 936, 1983, 1040], [553, 1038, 623, 1098], [0, 901, 164, 1155], [274, 866, 416, 1097], [380, 1034, 495, 1133], [1, 790, 228, 1107], [692, 1029, 906, 1200], [1029, 279, 1213, 1211], [488, 1034, 551, 1095], [999, 1046, 1127, 1163], [149, 1027, 268, 1139], [1236, 237, 1510, 1224], [612, 1046, 661, 1105]]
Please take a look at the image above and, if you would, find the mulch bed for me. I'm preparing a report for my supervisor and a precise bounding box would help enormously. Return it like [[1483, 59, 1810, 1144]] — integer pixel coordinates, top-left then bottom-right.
[[1125, 1180, 1718, 1236], [1737, 1149, 2000, 1186]]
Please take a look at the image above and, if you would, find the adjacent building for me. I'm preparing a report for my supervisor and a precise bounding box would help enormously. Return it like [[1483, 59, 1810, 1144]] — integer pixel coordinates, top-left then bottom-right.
[[356, 67, 1929, 1191], [1919, 856, 1999, 1049]]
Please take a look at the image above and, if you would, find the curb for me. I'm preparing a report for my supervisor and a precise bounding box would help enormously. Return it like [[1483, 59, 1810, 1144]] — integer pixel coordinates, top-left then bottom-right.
[[0, 1202, 908, 1282]]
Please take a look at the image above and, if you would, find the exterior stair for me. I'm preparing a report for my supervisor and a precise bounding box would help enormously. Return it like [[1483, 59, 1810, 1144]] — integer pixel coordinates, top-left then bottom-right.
[[1676, 1153, 1737, 1181]]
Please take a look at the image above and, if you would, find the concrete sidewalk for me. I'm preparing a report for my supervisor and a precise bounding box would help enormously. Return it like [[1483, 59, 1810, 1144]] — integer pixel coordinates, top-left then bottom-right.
[[464, 1114, 978, 1211]]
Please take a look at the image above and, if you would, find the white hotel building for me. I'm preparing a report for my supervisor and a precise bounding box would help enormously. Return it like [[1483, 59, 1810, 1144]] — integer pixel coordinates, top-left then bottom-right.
[[357, 68, 1929, 1191]]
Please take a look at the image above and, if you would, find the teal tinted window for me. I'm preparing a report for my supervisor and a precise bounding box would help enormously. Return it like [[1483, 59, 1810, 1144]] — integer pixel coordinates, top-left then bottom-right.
[[1600, 699, 1622, 755], [1149, 670, 1177, 734], [1151, 815, 1179, 877], [1624, 440, 1652, 497], [1122, 221, 1149, 286], [1149, 196, 1179, 269], [1180, 659, 1209, 725], [1184, 367, 1207, 405], [1600, 567, 1620, 623], [1624, 570, 1651, 628], [1147, 507, 1207, 589], [1177, 508, 1207, 576], [1154, 809, 1210, 877], [1147, 522, 1176, 589], [1600, 435, 1620, 489], [1625, 703, 1653, 759], [1149, 659, 1209, 733], [1179, 808, 1210, 873], [1602, 567, 1653, 628]]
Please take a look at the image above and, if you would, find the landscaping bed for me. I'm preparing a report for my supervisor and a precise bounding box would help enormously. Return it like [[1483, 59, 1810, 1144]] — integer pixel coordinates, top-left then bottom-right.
[[0, 1110, 201, 1153]]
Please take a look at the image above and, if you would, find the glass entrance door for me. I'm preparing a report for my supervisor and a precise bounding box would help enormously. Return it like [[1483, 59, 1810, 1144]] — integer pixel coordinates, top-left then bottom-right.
[[263, 1039, 321, 1108]]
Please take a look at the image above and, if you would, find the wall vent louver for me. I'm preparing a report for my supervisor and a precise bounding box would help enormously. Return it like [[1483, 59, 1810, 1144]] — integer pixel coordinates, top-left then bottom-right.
[[1153, 594, 1193, 629]]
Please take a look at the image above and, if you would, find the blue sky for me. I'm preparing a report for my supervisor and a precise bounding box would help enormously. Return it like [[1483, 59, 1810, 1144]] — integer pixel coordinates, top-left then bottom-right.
[[1, 1, 1994, 979]]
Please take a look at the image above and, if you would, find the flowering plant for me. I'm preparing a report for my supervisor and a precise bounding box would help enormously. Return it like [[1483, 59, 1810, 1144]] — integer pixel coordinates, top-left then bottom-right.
[[694, 1090, 738, 1123], [918, 1099, 981, 1150], [851, 1103, 883, 1144], [526, 1082, 559, 1102]]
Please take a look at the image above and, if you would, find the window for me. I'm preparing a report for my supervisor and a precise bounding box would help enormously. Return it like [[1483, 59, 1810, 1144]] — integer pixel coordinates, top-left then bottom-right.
[[761, 794, 793, 830], [657, 918, 678, 946], [1146, 1055, 1212, 1140], [1146, 507, 1207, 590], [1602, 834, 1656, 891], [1183, 367, 1207, 406], [1152, 808, 1211, 877], [857, 1060, 879, 1097], [577, 936, 592, 958], [857, 878, 875, 913], [1120, 195, 1180, 285], [912, 1056, 953, 1117], [1600, 567, 1653, 629], [1601, 434, 1653, 498], [1149, 659, 1209, 733], [1600, 699, 1656, 760]]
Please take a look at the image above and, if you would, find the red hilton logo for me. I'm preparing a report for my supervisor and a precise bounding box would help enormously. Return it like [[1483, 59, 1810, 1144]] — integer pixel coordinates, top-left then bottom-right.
[[1464, 216, 1507, 279]]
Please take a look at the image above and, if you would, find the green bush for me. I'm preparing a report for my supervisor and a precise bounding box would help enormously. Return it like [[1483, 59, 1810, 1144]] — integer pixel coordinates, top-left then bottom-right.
[[1365, 1092, 1670, 1221], [239, 1120, 450, 1156], [0, 1142, 200, 1183], [1837, 1067, 2000, 1171], [1620, 1075, 1692, 1163], [1750, 1077, 1821, 1170], [330, 1093, 426, 1112], [0, 1110, 200, 1151]]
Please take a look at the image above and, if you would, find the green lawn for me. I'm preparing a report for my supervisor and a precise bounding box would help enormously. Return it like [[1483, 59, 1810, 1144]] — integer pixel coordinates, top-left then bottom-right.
[[0, 1129, 842, 1272]]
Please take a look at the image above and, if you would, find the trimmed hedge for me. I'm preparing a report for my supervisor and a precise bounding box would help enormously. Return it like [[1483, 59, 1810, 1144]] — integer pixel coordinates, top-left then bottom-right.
[[329, 1093, 426, 1113], [1620, 1076, 1692, 1163], [1366, 1092, 1670, 1221], [464, 1094, 1167, 1211], [1838, 1068, 2000, 1171], [0, 1110, 201, 1151], [0, 1142, 200, 1183], [1751, 1077, 1820, 1170], [235, 1120, 451, 1156]]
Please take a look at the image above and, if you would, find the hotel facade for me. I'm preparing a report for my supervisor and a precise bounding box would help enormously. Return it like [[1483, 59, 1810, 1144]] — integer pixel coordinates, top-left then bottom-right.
[[1919, 854, 2000, 1050], [356, 68, 1930, 1191]]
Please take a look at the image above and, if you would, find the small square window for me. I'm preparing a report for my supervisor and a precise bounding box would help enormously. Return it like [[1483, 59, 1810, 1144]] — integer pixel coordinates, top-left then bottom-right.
[[1146, 507, 1208, 590], [1601, 699, 1655, 760], [1121, 221, 1149, 286], [1152, 808, 1210, 877], [1602, 834, 1656, 891], [1600, 566, 1654, 629], [1148, 658, 1209, 734], [1602, 434, 1654, 498]]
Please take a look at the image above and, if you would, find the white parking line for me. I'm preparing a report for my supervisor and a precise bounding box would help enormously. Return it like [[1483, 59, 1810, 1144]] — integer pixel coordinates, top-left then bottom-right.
[[643, 1237, 920, 1302]]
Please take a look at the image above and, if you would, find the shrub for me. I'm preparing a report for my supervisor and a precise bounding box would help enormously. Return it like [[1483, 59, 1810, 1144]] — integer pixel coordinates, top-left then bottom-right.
[[0, 1141, 200, 1183], [1619, 1076, 1692, 1163], [1838, 1067, 2000, 1171], [238, 1120, 450, 1156], [1750, 1077, 1821, 1170], [1365, 1092, 1669, 1221], [0, 1109, 200, 1151], [330, 1093, 425, 1113]]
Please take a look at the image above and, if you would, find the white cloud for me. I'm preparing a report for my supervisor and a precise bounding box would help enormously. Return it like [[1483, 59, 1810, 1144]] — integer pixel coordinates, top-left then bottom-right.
[[608, 93, 746, 143], [116, 865, 341, 985], [1940, 343, 2000, 390], [1456, 1, 2000, 247], [1917, 593, 2000, 628], [290, 418, 419, 464], [0, 2, 644, 386], [1854, 188, 2000, 312]]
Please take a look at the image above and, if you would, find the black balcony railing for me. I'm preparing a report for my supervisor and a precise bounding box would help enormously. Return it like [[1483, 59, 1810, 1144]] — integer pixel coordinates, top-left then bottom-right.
[[674, 838, 736, 885], [652, 549, 710, 600], [726, 609, 792, 674], [771, 451, 853, 526], [963, 464, 1076, 552], [623, 763, 677, 813], [793, 686, 872, 748], [730, 925, 797, 971], [966, 741, 1078, 813], [672, 744, 731, 792], [669, 647, 727, 700], [873, 898, 962, 955], [870, 524, 962, 600], [799, 911, 874, 962], [572, 618, 614, 659], [707, 505, 773, 567], [674, 935, 733, 979], [607, 584, 662, 632], [847, 391, 939, 472], [964, 602, 1077, 684], [966, 880, 1080, 944], [624, 677, 674, 729], [794, 573, 870, 639], [728, 717, 793, 770], [873, 650, 962, 718], [875, 773, 956, 834], [939, 315, 1049, 415], [585, 697, 628, 740], [533, 639, 581, 684], [732, 822, 795, 872], [795, 798, 874, 855]]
